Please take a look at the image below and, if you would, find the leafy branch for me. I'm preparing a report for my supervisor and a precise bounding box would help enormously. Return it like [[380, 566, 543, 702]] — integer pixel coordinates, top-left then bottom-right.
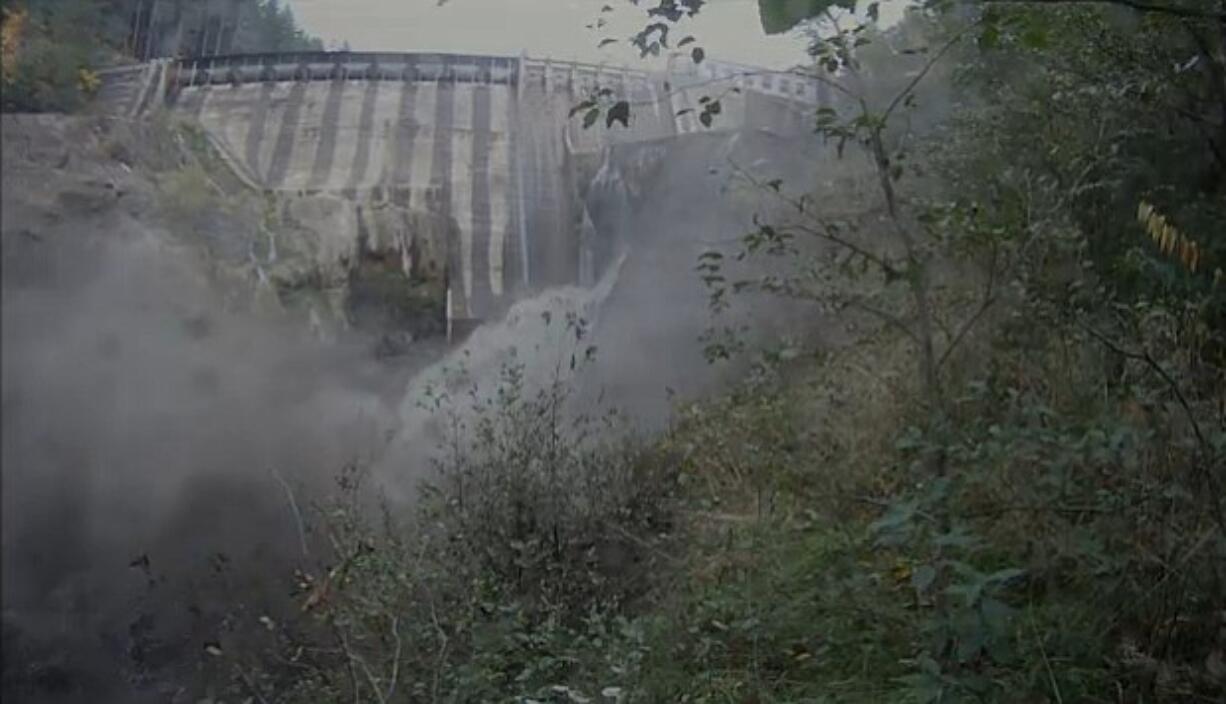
[[1078, 321, 1226, 533], [984, 0, 1226, 21]]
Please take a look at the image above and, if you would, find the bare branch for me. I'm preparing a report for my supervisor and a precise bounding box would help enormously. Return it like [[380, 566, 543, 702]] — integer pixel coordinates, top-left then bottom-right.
[[1079, 321, 1226, 533], [233, 665, 272, 704], [723, 158, 901, 278], [791, 221, 900, 276], [845, 297, 921, 343], [882, 21, 980, 126], [385, 616, 403, 702], [270, 467, 310, 559], [937, 244, 999, 369], [331, 622, 362, 704], [1079, 322, 1207, 451]]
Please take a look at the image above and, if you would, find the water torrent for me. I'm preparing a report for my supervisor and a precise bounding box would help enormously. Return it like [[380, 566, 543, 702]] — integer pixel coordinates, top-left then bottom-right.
[[375, 253, 628, 502]]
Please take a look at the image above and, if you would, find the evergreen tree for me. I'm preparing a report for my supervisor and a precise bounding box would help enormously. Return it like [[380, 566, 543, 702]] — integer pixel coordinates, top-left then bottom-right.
[[0, 0, 135, 111], [0, 0, 322, 112], [231, 0, 321, 54]]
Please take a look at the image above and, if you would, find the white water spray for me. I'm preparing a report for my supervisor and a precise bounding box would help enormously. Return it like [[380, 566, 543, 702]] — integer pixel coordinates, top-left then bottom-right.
[[373, 253, 628, 500]]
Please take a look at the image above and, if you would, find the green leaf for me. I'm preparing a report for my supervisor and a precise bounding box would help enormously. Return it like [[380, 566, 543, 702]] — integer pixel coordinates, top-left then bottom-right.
[[679, 35, 697, 47], [933, 526, 980, 549], [869, 500, 917, 535], [986, 567, 1025, 586], [979, 23, 1000, 50], [1020, 22, 1050, 50], [583, 107, 601, 129], [606, 100, 630, 128], [955, 620, 987, 662], [691, 46, 706, 64], [699, 110, 713, 128], [598, 38, 618, 48], [759, 0, 855, 35], [569, 99, 597, 118], [979, 597, 1015, 630], [912, 564, 937, 593]]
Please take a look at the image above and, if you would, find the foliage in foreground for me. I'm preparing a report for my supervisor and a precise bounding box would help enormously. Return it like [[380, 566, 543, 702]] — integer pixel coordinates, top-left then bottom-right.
[[192, 290, 1225, 703]]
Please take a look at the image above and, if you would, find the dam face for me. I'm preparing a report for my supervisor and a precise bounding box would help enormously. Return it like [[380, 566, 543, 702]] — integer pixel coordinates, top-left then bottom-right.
[[98, 51, 827, 336]]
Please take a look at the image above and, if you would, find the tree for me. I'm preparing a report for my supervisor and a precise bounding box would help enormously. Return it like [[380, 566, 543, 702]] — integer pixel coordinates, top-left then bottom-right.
[[586, 2, 973, 409], [0, 0, 135, 111], [599, 0, 1226, 405], [231, 0, 323, 54]]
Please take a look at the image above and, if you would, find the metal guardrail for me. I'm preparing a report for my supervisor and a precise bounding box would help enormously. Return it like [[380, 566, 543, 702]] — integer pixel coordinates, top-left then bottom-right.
[[166, 51, 667, 94], [170, 51, 523, 88], [159, 51, 821, 102], [666, 54, 826, 105], [101, 50, 826, 101], [521, 55, 651, 78], [98, 50, 827, 124]]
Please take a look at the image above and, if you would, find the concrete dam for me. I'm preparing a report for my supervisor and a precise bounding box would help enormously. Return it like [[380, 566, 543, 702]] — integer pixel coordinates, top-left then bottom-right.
[[97, 51, 827, 337]]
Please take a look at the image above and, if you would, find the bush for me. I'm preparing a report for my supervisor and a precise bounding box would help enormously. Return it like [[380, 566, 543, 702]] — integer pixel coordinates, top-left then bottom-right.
[[190, 348, 682, 703], [0, 0, 126, 113]]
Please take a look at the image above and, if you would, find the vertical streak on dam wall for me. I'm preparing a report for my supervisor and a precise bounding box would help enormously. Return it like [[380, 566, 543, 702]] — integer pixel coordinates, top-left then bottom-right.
[[266, 81, 308, 187], [307, 79, 347, 191], [510, 55, 530, 294], [518, 60, 574, 290], [429, 79, 461, 321], [470, 83, 494, 310], [343, 78, 383, 196]]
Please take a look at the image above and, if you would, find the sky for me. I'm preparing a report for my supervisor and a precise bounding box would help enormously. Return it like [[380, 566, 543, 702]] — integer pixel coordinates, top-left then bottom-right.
[[287, 0, 911, 70]]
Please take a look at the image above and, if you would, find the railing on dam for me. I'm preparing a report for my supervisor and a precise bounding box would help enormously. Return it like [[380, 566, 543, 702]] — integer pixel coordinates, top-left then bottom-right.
[[97, 51, 831, 126], [157, 50, 827, 106]]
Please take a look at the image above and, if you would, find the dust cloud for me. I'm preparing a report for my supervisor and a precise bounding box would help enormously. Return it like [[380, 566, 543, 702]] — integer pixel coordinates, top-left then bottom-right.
[[1, 231, 398, 700], [2, 117, 823, 701]]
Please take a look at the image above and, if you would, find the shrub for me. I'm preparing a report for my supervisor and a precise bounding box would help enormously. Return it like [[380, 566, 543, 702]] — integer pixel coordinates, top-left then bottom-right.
[[192, 347, 682, 703]]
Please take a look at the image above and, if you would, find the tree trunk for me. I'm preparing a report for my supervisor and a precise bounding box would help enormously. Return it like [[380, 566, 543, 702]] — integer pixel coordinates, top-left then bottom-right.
[[144, 0, 161, 60], [1219, 0, 1226, 189], [869, 128, 941, 410]]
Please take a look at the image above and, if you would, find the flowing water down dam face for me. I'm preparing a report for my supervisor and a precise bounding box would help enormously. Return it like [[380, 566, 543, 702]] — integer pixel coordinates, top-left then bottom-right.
[[3, 46, 832, 703]]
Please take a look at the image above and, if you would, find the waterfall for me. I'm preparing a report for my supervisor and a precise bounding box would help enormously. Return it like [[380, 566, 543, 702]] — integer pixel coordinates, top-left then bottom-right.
[[374, 253, 627, 501]]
